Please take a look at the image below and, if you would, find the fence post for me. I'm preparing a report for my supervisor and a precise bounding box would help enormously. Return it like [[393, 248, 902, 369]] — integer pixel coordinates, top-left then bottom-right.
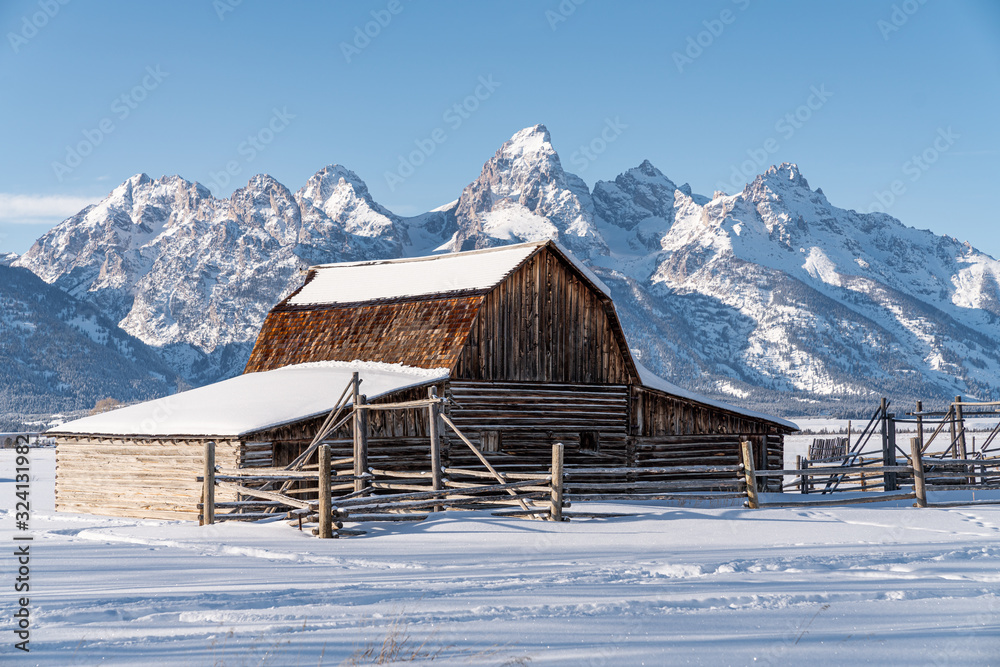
[[551, 442, 564, 521], [955, 395, 968, 459], [801, 458, 809, 494], [915, 400, 924, 453], [884, 410, 898, 492], [319, 444, 333, 538], [954, 395, 974, 483], [795, 455, 802, 494], [428, 387, 443, 511], [741, 440, 759, 509], [910, 437, 927, 508], [202, 441, 215, 526], [354, 394, 369, 493]]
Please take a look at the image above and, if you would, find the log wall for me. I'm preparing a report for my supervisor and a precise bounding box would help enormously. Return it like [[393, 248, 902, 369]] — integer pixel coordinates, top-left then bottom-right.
[[256, 380, 633, 477], [446, 381, 630, 469], [54, 436, 243, 519], [631, 387, 786, 488]]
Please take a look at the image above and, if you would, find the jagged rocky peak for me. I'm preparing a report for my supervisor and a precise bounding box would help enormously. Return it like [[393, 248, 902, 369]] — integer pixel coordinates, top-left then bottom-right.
[[482, 123, 567, 193], [594, 159, 683, 231], [230, 174, 301, 243], [298, 164, 374, 207], [448, 124, 605, 255], [101, 173, 218, 228], [745, 163, 813, 198], [295, 164, 401, 255], [501, 123, 556, 160]]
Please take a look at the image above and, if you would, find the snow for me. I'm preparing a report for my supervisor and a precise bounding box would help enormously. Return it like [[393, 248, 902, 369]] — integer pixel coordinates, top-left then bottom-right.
[[480, 207, 560, 242], [802, 246, 842, 287], [635, 359, 799, 430], [289, 243, 542, 306], [7, 448, 1000, 665], [430, 198, 459, 212], [504, 124, 551, 159], [290, 240, 611, 306], [50, 361, 449, 437]]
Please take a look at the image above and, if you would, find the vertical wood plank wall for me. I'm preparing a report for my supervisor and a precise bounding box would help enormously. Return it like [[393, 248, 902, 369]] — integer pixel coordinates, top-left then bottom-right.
[[453, 248, 633, 384]]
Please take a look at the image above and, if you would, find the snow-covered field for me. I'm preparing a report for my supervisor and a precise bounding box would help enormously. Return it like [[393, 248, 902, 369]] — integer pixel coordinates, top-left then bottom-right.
[[3, 448, 999, 666]]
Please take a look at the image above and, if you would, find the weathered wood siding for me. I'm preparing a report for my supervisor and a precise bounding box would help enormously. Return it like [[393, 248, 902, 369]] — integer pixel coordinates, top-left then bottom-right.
[[453, 247, 634, 384], [631, 387, 785, 486], [244, 296, 484, 373], [446, 381, 630, 468], [631, 387, 774, 437], [54, 436, 242, 519]]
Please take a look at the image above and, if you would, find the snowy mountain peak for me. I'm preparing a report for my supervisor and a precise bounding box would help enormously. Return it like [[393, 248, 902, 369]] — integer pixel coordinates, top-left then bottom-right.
[[634, 159, 664, 178], [241, 172, 286, 191], [295, 164, 395, 222], [446, 125, 605, 256], [285, 166, 404, 263], [299, 164, 371, 203], [753, 163, 812, 192], [125, 172, 151, 189], [502, 124, 554, 159], [593, 160, 683, 234]]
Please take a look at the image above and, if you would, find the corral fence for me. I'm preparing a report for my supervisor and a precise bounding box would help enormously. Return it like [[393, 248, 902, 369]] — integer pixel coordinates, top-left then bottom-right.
[[1, 433, 49, 448], [197, 373, 569, 536], [196, 373, 750, 536], [196, 386, 1000, 533], [742, 396, 1000, 509]]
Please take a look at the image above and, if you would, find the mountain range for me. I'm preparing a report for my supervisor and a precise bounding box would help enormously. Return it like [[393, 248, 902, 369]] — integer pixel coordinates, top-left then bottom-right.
[[6, 124, 1000, 426]]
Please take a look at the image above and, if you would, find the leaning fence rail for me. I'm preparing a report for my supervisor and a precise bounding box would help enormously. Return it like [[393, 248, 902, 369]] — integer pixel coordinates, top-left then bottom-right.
[[739, 435, 1000, 511]]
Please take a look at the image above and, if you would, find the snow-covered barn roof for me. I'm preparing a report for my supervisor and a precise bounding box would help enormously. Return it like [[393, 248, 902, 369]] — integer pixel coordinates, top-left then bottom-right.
[[49, 361, 449, 438], [286, 240, 610, 307]]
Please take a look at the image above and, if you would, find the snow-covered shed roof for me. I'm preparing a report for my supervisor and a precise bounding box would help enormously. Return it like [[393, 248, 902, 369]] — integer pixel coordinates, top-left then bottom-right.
[[287, 240, 610, 307], [50, 361, 449, 438]]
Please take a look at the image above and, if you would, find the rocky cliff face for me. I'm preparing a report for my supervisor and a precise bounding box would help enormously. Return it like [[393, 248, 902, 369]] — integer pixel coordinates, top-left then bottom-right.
[[12, 127, 1000, 416]]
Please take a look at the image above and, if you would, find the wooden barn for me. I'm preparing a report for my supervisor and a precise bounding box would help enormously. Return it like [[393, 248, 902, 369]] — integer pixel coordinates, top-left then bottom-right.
[[51, 240, 795, 519]]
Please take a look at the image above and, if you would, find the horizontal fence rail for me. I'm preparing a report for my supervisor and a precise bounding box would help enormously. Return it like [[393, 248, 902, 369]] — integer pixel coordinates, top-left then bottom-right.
[[197, 389, 1000, 533]]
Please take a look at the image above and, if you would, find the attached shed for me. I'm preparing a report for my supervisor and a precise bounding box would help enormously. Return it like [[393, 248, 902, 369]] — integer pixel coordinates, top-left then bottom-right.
[[52, 240, 795, 519]]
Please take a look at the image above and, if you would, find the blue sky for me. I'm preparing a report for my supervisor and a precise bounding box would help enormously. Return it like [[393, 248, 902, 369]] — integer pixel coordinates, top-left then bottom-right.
[[1, 0, 998, 257]]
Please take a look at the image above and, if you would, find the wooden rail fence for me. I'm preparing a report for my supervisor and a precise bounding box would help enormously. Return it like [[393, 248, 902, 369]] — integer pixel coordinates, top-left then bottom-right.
[[197, 386, 1000, 532], [739, 437, 1000, 510]]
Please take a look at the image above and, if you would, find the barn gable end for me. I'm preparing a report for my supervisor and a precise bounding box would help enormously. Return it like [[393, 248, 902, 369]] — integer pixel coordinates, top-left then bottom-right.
[[452, 244, 637, 384]]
